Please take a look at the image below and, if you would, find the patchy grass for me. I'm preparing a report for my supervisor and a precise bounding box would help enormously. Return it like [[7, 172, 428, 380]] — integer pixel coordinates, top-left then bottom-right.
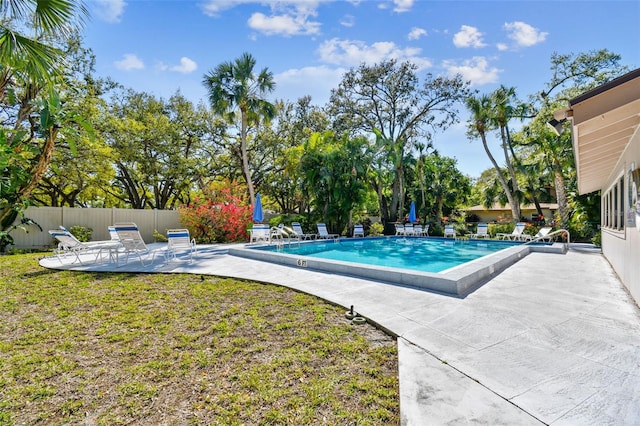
[[0, 253, 399, 425]]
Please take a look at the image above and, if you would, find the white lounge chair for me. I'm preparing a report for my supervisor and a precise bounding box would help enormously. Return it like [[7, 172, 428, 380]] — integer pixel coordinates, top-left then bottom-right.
[[249, 224, 270, 243], [497, 222, 526, 240], [470, 223, 489, 239], [316, 223, 339, 240], [443, 225, 456, 238], [49, 228, 120, 264], [166, 228, 197, 262], [291, 222, 315, 240], [422, 224, 430, 237], [353, 224, 365, 238], [522, 227, 553, 242], [404, 224, 415, 236], [114, 222, 157, 266], [395, 223, 405, 236]]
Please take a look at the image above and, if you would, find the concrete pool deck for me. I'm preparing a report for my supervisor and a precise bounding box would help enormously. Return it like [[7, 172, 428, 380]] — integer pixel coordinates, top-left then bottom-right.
[[40, 243, 640, 425]]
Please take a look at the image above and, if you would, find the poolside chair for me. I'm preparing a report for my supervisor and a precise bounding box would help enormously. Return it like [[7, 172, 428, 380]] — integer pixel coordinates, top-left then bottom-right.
[[404, 224, 415, 236], [422, 224, 430, 237], [353, 224, 365, 238], [49, 229, 120, 264], [249, 223, 270, 243], [470, 223, 489, 239], [114, 222, 157, 266], [166, 228, 197, 262], [394, 223, 406, 236], [522, 227, 554, 242], [443, 225, 456, 238], [497, 222, 526, 240], [291, 222, 315, 240], [316, 223, 339, 240]]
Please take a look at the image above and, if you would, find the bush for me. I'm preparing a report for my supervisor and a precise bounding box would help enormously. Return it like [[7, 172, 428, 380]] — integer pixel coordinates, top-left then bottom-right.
[[369, 222, 384, 236], [179, 183, 252, 243], [591, 230, 602, 247], [68, 225, 92, 242]]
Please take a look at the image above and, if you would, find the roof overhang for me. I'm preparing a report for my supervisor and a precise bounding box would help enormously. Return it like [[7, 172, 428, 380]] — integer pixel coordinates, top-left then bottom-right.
[[566, 69, 640, 195]]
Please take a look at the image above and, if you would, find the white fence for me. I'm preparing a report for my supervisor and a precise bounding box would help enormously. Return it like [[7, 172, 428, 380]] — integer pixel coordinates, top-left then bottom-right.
[[9, 207, 182, 250]]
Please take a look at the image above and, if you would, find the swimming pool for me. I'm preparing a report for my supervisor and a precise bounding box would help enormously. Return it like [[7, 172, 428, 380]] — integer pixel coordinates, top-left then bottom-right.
[[229, 237, 565, 296], [250, 238, 520, 273]]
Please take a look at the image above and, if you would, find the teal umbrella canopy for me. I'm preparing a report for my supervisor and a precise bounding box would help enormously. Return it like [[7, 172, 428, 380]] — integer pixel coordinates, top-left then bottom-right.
[[253, 193, 264, 223], [408, 201, 417, 223]]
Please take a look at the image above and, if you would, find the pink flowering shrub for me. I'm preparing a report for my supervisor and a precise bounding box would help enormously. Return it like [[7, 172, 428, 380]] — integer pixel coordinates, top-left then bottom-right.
[[179, 182, 252, 243]]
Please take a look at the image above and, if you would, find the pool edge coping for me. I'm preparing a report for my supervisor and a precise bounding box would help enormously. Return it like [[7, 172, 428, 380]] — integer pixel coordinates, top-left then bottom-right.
[[228, 237, 567, 297]]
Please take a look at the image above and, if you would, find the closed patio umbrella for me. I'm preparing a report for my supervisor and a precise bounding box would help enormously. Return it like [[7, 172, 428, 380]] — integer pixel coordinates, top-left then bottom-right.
[[253, 193, 264, 223], [408, 201, 417, 223]]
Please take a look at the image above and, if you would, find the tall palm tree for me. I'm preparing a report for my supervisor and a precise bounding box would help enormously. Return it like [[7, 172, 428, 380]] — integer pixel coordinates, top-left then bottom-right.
[[491, 85, 522, 220], [203, 52, 276, 206], [466, 94, 521, 223]]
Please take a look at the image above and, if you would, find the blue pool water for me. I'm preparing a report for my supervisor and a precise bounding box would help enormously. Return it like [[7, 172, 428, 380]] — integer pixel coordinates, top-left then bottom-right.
[[252, 237, 520, 273]]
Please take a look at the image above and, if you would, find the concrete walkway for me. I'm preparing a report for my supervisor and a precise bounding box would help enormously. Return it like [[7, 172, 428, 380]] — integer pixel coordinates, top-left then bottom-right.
[[40, 245, 640, 425]]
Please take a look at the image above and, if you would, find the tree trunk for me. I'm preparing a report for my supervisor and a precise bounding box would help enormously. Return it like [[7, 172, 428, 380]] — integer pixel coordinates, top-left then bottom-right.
[[481, 132, 520, 222], [240, 109, 255, 206], [500, 125, 521, 220], [553, 166, 570, 227]]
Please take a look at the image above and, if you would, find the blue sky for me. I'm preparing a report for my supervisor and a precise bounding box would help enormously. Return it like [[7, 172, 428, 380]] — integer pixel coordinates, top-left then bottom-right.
[[82, 0, 639, 178]]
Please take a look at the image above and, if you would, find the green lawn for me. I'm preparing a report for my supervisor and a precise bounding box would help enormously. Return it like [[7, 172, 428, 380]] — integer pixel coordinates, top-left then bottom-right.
[[0, 253, 399, 425]]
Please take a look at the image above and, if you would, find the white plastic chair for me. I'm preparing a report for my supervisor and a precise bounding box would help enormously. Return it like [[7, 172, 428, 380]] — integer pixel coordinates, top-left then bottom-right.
[[114, 223, 156, 266], [470, 223, 489, 239], [166, 229, 197, 262], [353, 224, 365, 238], [443, 225, 456, 238], [316, 223, 339, 240]]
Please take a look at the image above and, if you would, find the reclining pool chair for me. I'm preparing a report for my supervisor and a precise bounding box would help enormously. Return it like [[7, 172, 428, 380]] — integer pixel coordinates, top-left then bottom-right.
[[497, 222, 526, 240], [316, 223, 339, 240], [49, 228, 120, 264], [470, 223, 489, 239], [114, 222, 157, 266], [443, 225, 456, 238], [292, 222, 315, 240], [166, 228, 197, 262], [353, 224, 365, 238]]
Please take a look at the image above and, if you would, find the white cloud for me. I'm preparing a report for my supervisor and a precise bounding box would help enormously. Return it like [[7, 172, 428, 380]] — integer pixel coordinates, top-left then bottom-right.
[[408, 27, 427, 40], [114, 54, 144, 71], [202, 0, 325, 36], [170, 57, 198, 74], [442, 56, 501, 86], [93, 0, 126, 23], [453, 25, 486, 48], [503, 21, 548, 47], [201, 0, 253, 17], [317, 38, 432, 69], [340, 14, 355, 28], [248, 12, 321, 36], [496, 42, 508, 51], [393, 0, 414, 13]]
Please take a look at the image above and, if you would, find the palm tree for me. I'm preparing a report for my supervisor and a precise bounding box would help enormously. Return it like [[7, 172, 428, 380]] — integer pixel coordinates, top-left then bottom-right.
[[466, 94, 521, 223], [203, 52, 276, 206], [0, 0, 87, 90], [491, 86, 522, 221]]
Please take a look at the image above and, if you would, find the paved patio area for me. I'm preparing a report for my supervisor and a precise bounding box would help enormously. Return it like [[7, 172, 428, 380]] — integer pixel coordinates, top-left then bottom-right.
[[40, 243, 640, 425]]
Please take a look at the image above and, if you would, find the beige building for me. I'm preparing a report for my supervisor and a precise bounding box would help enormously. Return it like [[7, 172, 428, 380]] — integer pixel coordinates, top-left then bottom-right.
[[565, 68, 640, 305], [465, 203, 558, 224]]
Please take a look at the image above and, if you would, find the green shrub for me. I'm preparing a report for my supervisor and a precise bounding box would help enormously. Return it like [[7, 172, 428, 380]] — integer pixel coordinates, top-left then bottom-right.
[[68, 225, 93, 242], [369, 222, 384, 236], [591, 230, 602, 247]]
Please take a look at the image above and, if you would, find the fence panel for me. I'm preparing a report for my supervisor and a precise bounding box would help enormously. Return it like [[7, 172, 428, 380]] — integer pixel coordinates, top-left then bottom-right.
[[9, 207, 181, 250]]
